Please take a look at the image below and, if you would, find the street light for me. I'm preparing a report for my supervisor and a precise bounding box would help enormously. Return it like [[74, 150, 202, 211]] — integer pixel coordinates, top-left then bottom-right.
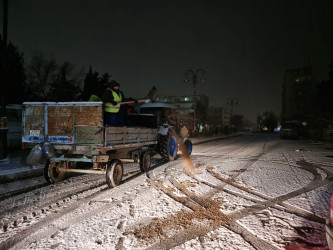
[[183, 69, 207, 135], [183, 69, 207, 96], [0, 0, 8, 160]]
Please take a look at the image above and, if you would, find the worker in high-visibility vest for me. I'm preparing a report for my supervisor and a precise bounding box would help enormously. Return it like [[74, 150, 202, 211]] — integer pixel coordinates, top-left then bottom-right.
[[88, 94, 102, 102], [102, 80, 125, 126]]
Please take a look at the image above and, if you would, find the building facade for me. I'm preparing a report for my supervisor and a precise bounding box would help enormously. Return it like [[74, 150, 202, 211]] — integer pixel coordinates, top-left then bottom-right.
[[156, 95, 234, 135], [156, 95, 209, 135], [282, 67, 319, 122]]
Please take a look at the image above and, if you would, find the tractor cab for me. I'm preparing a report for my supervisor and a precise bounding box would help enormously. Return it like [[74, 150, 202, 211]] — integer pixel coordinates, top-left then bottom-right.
[[138, 102, 177, 127]]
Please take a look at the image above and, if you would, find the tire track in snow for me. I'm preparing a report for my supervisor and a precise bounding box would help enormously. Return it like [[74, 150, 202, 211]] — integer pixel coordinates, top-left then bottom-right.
[[135, 142, 279, 249], [144, 174, 278, 250], [0, 185, 108, 250], [0, 165, 145, 249], [139, 141, 331, 249], [3, 173, 151, 249], [0, 176, 107, 233]]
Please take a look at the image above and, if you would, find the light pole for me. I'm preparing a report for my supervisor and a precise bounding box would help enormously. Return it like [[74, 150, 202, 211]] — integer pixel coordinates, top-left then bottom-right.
[[226, 98, 238, 126], [183, 69, 207, 135], [184, 69, 207, 96], [0, 0, 8, 160]]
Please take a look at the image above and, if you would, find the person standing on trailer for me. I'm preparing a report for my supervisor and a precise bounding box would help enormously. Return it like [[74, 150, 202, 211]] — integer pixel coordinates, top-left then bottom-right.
[[102, 80, 125, 126], [88, 94, 102, 102], [87, 80, 105, 102]]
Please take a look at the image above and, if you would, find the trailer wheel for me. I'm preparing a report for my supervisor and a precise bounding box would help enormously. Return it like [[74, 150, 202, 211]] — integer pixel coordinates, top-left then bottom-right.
[[158, 131, 178, 161], [140, 151, 151, 172], [44, 160, 66, 184], [106, 159, 123, 188]]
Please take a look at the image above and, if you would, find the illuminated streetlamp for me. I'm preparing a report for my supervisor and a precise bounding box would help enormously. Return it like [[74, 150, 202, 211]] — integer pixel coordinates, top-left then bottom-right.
[[183, 69, 207, 135]]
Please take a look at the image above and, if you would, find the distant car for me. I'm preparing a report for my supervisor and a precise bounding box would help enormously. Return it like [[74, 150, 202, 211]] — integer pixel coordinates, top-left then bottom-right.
[[280, 121, 299, 139], [251, 127, 260, 133], [326, 194, 333, 249]]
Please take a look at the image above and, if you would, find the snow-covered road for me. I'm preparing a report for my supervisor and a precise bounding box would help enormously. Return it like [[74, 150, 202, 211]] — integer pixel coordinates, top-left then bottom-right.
[[1, 133, 333, 249]]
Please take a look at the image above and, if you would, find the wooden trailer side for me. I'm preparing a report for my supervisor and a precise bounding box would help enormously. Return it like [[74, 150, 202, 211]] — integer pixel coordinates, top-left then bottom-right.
[[22, 102, 104, 145]]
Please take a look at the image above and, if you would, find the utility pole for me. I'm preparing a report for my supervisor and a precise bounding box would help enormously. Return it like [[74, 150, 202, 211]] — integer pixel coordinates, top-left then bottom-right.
[[226, 98, 238, 126], [0, 0, 9, 160], [184, 69, 207, 135]]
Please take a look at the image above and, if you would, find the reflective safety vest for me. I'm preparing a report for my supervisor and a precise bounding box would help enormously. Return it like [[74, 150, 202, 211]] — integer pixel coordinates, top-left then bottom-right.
[[88, 94, 102, 102], [104, 90, 122, 113]]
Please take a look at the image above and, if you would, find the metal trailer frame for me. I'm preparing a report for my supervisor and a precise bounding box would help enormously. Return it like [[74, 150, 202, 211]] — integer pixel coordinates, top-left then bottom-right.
[[42, 136, 158, 188], [22, 102, 159, 187], [44, 141, 157, 188]]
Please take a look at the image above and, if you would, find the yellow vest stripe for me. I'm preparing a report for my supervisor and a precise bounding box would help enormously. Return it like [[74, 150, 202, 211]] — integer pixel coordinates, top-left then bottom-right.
[[104, 90, 122, 113]]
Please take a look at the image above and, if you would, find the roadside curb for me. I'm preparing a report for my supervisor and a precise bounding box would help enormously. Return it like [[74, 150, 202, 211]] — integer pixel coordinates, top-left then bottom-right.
[[191, 133, 241, 145], [0, 167, 43, 184]]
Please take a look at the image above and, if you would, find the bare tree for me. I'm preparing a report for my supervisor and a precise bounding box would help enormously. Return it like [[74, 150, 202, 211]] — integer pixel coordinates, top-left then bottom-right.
[[50, 62, 82, 101], [25, 51, 58, 101], [25, 51, 84, 101]]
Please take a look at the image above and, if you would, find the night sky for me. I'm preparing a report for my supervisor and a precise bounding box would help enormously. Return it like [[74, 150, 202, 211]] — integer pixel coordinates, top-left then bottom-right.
[[5, 0, 333, 122]]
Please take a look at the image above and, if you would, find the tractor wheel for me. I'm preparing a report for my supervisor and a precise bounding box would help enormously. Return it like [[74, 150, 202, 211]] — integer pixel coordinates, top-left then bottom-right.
[[44, 160, 66, 184], [184, 139, 193, 156], [139, 151, 151, 172], [106, 159, 123, 188], [158, 131, 178, 161]]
